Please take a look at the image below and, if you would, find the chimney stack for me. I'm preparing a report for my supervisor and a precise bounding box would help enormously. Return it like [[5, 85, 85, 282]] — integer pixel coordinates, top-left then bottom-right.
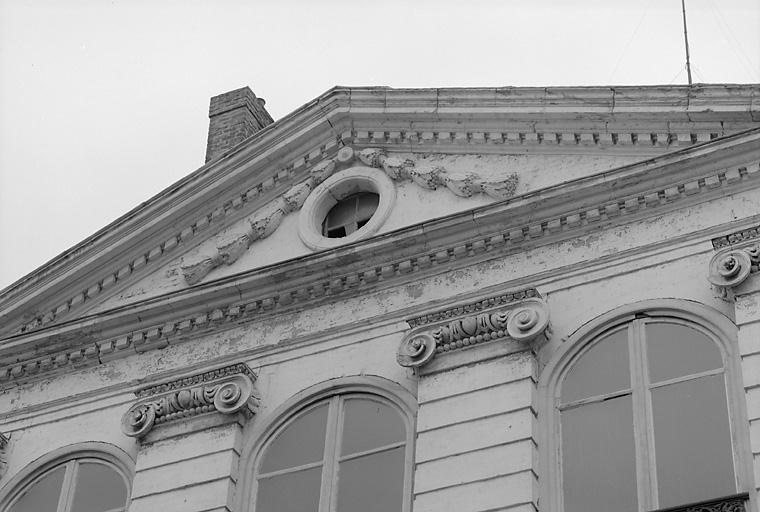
[[205, 86, 274, 163]]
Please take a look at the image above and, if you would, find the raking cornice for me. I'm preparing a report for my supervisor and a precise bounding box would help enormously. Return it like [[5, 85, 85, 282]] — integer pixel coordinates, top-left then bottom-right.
[[1, 85, 758, 338]]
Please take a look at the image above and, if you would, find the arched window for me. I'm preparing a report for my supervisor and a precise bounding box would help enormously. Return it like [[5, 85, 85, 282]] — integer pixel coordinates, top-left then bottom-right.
[[251, 392, 413, 512], [0, 444, 132, 512], [548, 309, 749, 512]]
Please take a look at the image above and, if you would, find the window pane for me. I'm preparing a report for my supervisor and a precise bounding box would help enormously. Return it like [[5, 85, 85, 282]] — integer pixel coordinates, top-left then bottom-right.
[[10, 466, 65, 512], [256, 467, 322, 512], [260, 403, 328, 473], [336, 447, 405, 512], [561, 329, 631, 403], [652, 374, 736, 508], [561, 395, 637, 512], [70, 462, 128, 512], [646, 323, 723, 383], [341, 399, 405, 455]]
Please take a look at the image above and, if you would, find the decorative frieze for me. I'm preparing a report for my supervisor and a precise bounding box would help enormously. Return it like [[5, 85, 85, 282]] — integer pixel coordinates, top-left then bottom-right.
[[397, 290, 551, 368], [653, 493, 748, 512], [121, 363, 258, 439], [708, 239, 760, 292], [712, 224, 760, 249], [180, 146, 519, 285]]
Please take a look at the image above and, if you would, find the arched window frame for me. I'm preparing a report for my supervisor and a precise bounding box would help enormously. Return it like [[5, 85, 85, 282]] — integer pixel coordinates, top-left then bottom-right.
[[0, 442, 134, 512], [237, 376, 417, 512], [538, 299, 755, 512]]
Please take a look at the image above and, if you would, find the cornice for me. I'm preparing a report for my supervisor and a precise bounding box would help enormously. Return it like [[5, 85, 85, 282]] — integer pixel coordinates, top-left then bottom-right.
[[1, 85, 758, 337], [1, 129, 758, 387]]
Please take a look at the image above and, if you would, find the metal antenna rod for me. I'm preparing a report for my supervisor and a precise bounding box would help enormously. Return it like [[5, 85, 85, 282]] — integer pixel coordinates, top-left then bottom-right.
[[681, 0, 693, 85]]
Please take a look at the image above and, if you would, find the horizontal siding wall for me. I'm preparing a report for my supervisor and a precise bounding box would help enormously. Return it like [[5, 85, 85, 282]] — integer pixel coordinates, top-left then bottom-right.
[[414, 349, 538, 512], [737, 294, 760, 512], [128, 422, 243, 512]]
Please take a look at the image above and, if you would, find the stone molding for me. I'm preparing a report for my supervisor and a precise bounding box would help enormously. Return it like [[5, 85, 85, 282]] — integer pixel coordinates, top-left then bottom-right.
[[0, 432, 7, 478], [8, 123, 756, 339], [397, 290, 550, 368], [120, 363, 258, 439], [180, 146, 519, 284], [708, 238, 760, 292], [712, 223, 760, 249], [2, 149, 759, 386]]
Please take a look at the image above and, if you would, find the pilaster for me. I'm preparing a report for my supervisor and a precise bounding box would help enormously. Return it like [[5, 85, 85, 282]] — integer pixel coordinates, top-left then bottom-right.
[[122, 363, 259, 512], [396, 290, 550, 512], [708, 229, 760, 510]]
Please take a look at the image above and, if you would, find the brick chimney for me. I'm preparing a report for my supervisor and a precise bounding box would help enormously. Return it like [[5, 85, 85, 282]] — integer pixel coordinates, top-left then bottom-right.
[[205, 86, 274, 163]]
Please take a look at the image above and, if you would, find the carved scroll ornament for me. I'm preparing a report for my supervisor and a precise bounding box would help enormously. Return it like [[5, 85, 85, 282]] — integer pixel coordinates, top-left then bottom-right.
[[121, 364, 258, 438], [181, 147, 519, 285], [397, 296, 550, 368], [708, 241, 760, 291]]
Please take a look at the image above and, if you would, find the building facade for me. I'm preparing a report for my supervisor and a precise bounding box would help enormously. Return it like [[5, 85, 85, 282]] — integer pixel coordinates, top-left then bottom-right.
[[0, 84, 759, 512]]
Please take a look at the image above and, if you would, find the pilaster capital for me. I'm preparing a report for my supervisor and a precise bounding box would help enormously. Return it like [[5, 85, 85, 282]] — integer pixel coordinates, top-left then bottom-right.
[[397, 289, 551, 368], [708, 226, 760, 295], [121, 363, 259, 440]]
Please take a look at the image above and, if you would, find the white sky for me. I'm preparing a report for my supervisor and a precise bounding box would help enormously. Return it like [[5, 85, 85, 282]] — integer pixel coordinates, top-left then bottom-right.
[[0, 0, 758, 290]]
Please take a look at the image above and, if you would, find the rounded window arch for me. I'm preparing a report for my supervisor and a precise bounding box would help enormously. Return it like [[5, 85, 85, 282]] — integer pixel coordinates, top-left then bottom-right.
[[0, 442, 133, 512], [240, 377, 415, 512], [539, 300, 753, 512]]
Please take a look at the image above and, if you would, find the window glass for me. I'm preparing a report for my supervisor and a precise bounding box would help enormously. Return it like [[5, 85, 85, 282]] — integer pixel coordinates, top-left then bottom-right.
[[255, 393, 409, 512], [70, 461, 128, 512], [646, 323, 723, 383], [260, 403, 329, 473], [341, 399, 405, 455], [652, 374, 736, 508], [561, 328, 630, 403], [10, 466, 65, 512], [559, 316, 737, 512], [322, 193, 379, 238], [336, 447, 405, 512], [561, 396, 638, 512], [256, 467, 322, 512]]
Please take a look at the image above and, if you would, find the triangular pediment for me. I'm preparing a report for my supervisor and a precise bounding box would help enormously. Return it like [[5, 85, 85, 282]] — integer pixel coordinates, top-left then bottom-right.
[[1, 85, 759, 340]]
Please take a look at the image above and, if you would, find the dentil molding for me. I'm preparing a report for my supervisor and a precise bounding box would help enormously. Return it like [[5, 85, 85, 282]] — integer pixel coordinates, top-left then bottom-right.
[[121, 363, 259, 439], [397, 289, 551, 368]]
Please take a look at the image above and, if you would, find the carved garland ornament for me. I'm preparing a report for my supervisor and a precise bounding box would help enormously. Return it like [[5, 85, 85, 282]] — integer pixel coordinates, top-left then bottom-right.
[[397, 293, 550, 368], [121, 363, 258, 438], [180, 146, 519, 285], [707, 240, 760, 291]]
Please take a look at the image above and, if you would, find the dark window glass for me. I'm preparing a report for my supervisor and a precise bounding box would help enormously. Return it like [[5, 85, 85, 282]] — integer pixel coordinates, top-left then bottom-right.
[[561, 396, 638, 512], [260, 403, 329, 473], [341, 399, 405, 455], [322, 193, 379, 238], [562, 328, 630, 403], [646, 323, 722, 383], [10, 466, 65, 512], [70, 462, 128, 512], [256, 467, 322, 512], [336, 447, 405, 512]]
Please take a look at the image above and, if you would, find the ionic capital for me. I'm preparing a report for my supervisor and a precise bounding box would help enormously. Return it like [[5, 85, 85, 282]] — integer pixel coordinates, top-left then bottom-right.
[[121, 363, 259, 439], [708, 238, 760, 293], [397, 289, 551, 368]]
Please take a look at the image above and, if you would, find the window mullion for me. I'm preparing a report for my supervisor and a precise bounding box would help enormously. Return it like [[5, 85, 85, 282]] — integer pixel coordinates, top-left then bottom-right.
[[57, 460, 78, 512], [631, 319, 658, 511], [319, 396, 342, 512]]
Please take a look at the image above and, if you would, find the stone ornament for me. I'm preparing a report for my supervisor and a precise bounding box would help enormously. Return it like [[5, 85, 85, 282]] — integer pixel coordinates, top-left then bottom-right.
[[121, 363, 258, 439], [180, 146, 519, 285], [397, 292, 550, 368], [708, 241, 760, 291], [0, 432, 7, 478]]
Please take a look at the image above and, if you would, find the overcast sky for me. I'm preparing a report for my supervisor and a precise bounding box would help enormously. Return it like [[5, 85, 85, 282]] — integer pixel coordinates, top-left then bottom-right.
[[1, 0, 758, 290]]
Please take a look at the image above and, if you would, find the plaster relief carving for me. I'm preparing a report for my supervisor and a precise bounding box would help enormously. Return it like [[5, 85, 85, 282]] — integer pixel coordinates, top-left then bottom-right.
[[397, 290, 550, 368], [121, 363, 258, 439], [708, 241, 760, 292], [180, 147, 519, 285]]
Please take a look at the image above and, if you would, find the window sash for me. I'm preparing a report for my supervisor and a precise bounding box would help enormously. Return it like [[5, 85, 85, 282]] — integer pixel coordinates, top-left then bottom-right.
[[558, 318, 737, 512]]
